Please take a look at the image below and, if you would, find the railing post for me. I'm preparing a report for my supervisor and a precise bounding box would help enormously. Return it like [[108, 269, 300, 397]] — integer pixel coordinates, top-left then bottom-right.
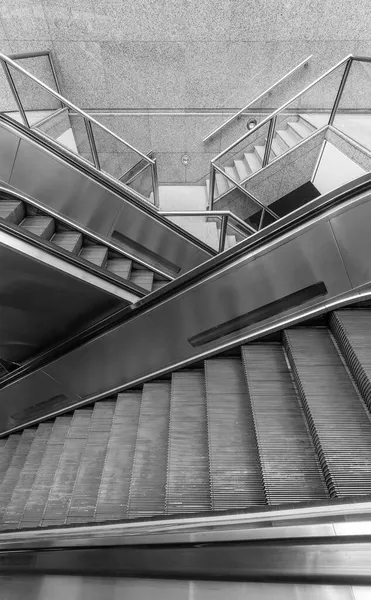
[[258, 208, 266, 231], [209, 163, 216, 210], [1, 61, 30, 128], [262, 116, 277, 167], [151, 158, 160, 208], [329, 58, 353, 126], [84, 118, 100, 170], [218, 214, 228, 252], [47, 51, 62, 97]]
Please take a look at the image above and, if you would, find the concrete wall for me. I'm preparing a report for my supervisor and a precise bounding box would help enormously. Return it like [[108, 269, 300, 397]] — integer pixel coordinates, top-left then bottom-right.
[[1, 0, 371, 183]]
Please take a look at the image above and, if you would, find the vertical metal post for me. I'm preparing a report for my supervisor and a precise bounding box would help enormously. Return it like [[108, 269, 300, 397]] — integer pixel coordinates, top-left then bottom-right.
[[218, 214, 228, 253], [258, 208, 266, 231], [151, 158, 160, 208], [209, 163, 216, 210], [262, 116, 277, 167], [47, 52, 62, 97], [84, 118, 101, 170], [2, 61, 30, 128], [329, 58, 353, 126]]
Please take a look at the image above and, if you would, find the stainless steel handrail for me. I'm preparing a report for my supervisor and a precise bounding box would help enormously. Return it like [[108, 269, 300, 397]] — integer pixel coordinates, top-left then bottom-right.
[[0, 52, 160, 207], [208, 53, 355, 210], [203, 54, 313, 142]]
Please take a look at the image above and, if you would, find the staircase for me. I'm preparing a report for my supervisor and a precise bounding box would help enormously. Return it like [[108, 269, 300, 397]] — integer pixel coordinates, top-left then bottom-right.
[[0, 196, 168, 295], [1, 308, 371, 529], [206, 114, 317, 200]]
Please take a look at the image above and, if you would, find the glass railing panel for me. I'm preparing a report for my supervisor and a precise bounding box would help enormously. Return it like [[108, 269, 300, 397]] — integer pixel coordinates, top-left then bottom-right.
[[119, 157, 155, 202], [164, 213, 220, 251], [333, 59, 371, 152], [213, 120, 271, 201], [223, 217, 251, 249]]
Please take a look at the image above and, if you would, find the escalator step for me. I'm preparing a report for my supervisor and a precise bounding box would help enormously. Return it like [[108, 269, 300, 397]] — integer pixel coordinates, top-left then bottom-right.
[[330, 310, 371, 415], [127, 383, 170, 518], [130, 269, 154, 291], [0, 435, 22, 486], [166, 371, 210, 513], [241, 344, 328, 504], [152, 280, 167, 292], [41, 409, 92, 526], [0, 429, 36, 520], [1, 423, 53, 528], [285, 328, 371, 498], [79, 245, 108, 268], [21, 216, 55, 240], [205, 358, 266, 511], [106, 258, 132, 280], [95, 393, 141, 522], [0, 200, 25, 224], [52, 231, 83, 254], [66, 400, 116, 524], [19, 415, 73, 528]]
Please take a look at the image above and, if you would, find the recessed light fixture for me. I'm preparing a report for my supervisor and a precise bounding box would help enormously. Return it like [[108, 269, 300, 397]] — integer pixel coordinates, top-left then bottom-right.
[[181, 154, 190, 166], [246, 118, 257, 130]]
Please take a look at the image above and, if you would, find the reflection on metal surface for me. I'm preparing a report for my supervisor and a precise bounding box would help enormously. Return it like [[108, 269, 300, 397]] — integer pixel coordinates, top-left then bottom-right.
[[1, 184, 371, 431], [189, 282, 327, 347], [0, 118, 213, 275]]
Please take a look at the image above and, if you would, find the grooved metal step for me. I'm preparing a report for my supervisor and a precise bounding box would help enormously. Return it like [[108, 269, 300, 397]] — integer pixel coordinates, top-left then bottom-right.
[[0, 200, 25, 224], [130, 269, 154, 291], [52, 231, 83, 254], [79, 245, 108, 268], [21, 216, 55, 240], [106, 258, 132, 280]]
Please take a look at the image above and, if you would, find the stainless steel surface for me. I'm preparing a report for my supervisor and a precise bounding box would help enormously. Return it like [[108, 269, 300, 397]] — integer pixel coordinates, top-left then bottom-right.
[[219, 213, 228, 251], [2, 63, 30, 128], [0, 538, 371, 584], [0, 182, 172, 281], [30, 107, 68, 130], [0, 577, 359, 600], [1, 187, 370, 432], [84, 118, 100, 170], [159, 211, 256, 237], [151, 158, 160, 208], [262, 115, 277, 167], [0, 126, 19, 183], [202, 54, 313, 142], [0, 120, 213, 275], [0, 232, 128, 363], [329, 57, 353, 126]]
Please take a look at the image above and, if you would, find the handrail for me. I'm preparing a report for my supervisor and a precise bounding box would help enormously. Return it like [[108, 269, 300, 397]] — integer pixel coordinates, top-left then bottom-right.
[[0, 52, 160, 208], [8, 50, 62, 95], [212, 54, 353, 163], [203, 54, 313, 142]]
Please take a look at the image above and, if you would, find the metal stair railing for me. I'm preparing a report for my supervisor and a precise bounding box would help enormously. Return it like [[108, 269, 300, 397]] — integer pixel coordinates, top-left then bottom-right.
[[0, 51, 160, 208], [208, 54, 371, 218]]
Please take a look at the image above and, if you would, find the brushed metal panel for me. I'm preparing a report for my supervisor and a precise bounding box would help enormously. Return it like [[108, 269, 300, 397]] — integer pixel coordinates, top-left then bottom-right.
[[329, 198, 371, 288], [7, 129, 211, 273], [42, 219, 350, 401], [0, 126, 19, 183], [0, 241, 125, 364]]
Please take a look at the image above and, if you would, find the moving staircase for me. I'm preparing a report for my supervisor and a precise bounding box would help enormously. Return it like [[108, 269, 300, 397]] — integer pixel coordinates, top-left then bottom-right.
[[1, 308, 371, 530], [0, 195, 169, 294]]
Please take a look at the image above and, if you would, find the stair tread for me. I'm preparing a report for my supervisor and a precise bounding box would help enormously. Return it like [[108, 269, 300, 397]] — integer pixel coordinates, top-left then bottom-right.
[[21, 216, 55, 240], [79, 245, 108, 267], [52, 231, 83, 254], [106, 258, 132, 280], [0, 200, 25, 224], [215, 172, 230, 197], [276, 127, 297, 149], [234, 159, 251, 181], [130, 269, 154, 291], [244, 152, 261, 173], [288, 120, 313, 140]]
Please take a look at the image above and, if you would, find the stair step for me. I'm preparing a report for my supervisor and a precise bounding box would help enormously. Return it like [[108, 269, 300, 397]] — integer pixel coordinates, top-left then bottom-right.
[[166, 371, 210, 513], [271, 138, 285, 158], [127, 383, 171, 518], [241, 344, 328, 504], [234, 159, 251, 181], [41, 409, 93, 526], [254, 145, 266, 163], [276, 127, 298, 149], [1, 423, 54, 527], [20, 415, 73, 528], [0, 200, 25, 224], [52, 231, 83, 254], [106, 258, 132, 280], [0, 435, 23, 486], [298, 115, 318, 133], [330, 310, 371, 415], [79, 245, 108, 268], [21, 216, 55, 240], [244, 152, 261, 173], [215, 172, 230, 197], [285, 328, 371, 498], [0, 429, 36, 520], [130, 269, 154, 291], [205, 358, 265, 510], [224, 165, 238, 184], [95, 394, 141, 521], [288, 120, 313, 140]]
